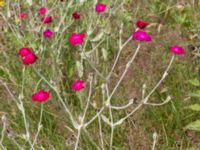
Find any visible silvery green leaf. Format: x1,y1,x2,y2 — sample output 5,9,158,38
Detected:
189,90,200,98
35,27,41,32
90,32,104,42
26,0,32,6
102,48,108,61
185,120,200,131
79,0,86,4
54,27,59,32
187,104,200,111
18,93,24,100
78,115,83,123
160,87,168,93
76,61,83,78
81,51,91,59
21,134,27,140
16,103,23,111
40,146,46,150
104,24,111,34
114,119,123,126
87,27,93,36
6,1,11,18
153,132,158,140
1,115,6,122
188,79,200,86
101,115,111,125
67,0,74,7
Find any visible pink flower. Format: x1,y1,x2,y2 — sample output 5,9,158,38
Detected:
132,31,152,42
32,89,50,103
136,20,149,29
41,16,52,24
18,12,27,19
18,47,31,57
72,11,80,20
18,47,37,65
95,3,106,13
22,53,37,65
43,29,53,38
68,33,85,45
38,7,47,15
169,45,185,55
71,80,84,91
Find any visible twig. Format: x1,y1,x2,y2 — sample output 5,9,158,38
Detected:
107,44,141,103
144,96,171,106
113,56,175,126
110,99,134,110
84,44,141,127
98,115,104,150
19,67,32,147
106,36,132,80
152,132,158,150
31,104,44,149
74,130,81,150
143,55,175,103
33,66,78,129
74,75,93,150
0,115,7,150
11,138,24,150
0,79,19,105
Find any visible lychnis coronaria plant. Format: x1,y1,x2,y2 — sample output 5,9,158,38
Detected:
0,1,185,150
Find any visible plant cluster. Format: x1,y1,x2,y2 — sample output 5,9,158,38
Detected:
0,1,187,149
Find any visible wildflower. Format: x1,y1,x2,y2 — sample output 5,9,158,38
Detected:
136,20,149,29
18,47,32,57
95,3,106,13
0,0,5,7
22,53,37,65
41,16,52,24
132,31,152,42
38,7,47,15
18,12,27,19
43,29,53,38
32,89,50,102
72,11,80,20
18,47,37,65
169,45,185,55
71,80,84,91
68,33,85,45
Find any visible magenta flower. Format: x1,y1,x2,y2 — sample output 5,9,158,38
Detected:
32,89,50,103
71,80,84,91
43,29,53,38
95,3,106,13
136,20,149,29
68,33,85,45
41,16,52,24
18,47,31,57
22,53,37,65
18,47,37,65
72,11,80,20
169,45,185,55
132,31,152,42
18,12,27,19
38,7,47,15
